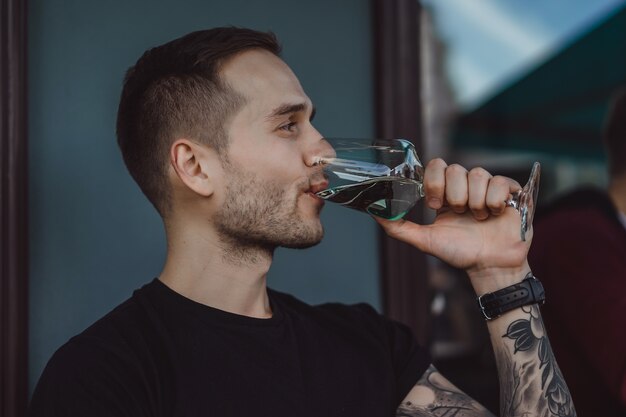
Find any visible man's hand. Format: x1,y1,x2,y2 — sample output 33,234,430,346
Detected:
375,158,531,292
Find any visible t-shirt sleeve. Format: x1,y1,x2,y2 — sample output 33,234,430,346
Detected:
353,303,431,404
29,338,152,417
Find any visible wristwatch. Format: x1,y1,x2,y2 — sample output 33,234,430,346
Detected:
477,273,545,320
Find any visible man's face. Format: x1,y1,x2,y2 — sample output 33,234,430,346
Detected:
213,49,332,250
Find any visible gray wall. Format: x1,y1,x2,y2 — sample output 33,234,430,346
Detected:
28,0,379,393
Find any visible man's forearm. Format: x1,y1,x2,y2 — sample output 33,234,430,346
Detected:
487,305,576,417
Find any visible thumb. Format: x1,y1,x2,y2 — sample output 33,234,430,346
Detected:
373,216,432,253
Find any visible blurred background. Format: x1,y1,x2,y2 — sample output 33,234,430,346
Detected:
419,0,626,411
1,0,625,415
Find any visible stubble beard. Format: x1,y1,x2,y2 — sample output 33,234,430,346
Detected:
213,161,324,264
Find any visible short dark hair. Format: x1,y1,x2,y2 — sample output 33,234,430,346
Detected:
603,86,626,178
116,27,282,216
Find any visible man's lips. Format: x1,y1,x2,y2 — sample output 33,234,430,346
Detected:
308,181,329,195
303,181,329,206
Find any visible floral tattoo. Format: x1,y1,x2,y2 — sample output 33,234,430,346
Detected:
502,305,576,416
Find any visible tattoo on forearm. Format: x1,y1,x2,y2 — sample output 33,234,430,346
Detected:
396,306,575,416
500,305,576,417
396,365,493,416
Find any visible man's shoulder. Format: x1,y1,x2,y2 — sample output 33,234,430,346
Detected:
70,284,160,351
534,187,624,236
40,284,160,377
30,281,175,417
536,187,617,224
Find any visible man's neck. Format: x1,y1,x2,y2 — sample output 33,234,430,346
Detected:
158,221,274,319
608,174,626,216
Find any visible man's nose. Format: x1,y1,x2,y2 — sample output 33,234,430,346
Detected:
303,134,336,167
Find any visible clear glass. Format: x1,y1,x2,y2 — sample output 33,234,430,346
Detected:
314,138,541,241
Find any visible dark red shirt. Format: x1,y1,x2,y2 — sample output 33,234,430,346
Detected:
529,187,626,416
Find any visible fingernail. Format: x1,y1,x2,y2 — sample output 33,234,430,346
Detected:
428,197,441,208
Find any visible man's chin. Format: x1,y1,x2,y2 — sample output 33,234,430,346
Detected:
281,238,323,250
279,227,324,250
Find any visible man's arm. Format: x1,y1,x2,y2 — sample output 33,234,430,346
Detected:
397,365,494,416
489,304,574,416
375,159,576,416
396,302,574,416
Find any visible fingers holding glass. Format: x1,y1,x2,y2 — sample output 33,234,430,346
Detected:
467,167,492,220
444,164,469,214
423,158,447,210
486,176,521,215
313,138,540,242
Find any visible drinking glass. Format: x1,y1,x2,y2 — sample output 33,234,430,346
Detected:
314,138,541,241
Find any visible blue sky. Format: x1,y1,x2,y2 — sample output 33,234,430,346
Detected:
422,0,626,109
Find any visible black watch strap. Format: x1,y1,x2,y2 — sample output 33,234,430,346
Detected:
477,273,545,320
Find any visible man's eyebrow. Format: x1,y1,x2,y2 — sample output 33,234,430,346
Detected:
266,103,316,121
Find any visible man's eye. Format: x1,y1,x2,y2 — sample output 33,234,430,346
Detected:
279,122,297,132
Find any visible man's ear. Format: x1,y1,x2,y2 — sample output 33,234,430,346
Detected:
170,139,217,197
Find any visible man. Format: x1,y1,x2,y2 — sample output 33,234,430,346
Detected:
529,88,626,416
29,28,576,417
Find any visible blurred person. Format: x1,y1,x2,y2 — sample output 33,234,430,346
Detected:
29,28,576,417
529,88,626,416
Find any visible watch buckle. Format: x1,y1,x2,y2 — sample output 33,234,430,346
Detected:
477,295,497,320
527,275,546,305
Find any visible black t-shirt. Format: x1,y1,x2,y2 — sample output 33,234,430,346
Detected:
29,279,430,417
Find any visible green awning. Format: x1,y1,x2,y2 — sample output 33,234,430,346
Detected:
452,5,626,159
